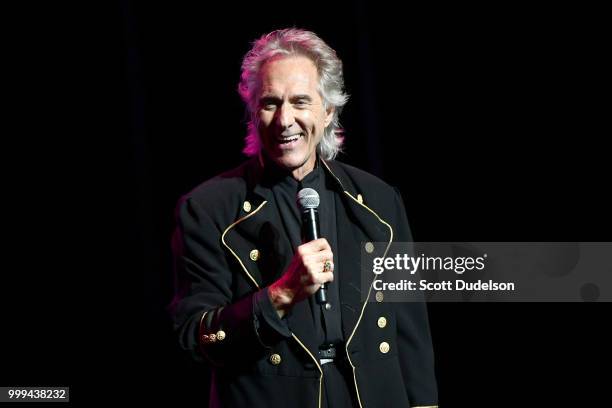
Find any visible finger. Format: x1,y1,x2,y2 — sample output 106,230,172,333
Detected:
302,252,334,273
304,250,333,265
301,238,330,253
314,271,334,284
316,238,332,251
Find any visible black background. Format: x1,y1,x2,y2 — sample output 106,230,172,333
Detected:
2,1,610,406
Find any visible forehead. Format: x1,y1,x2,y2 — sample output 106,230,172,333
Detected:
257,55,319,94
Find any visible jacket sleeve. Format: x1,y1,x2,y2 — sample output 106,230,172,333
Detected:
169,196,290,367
391,188,439,406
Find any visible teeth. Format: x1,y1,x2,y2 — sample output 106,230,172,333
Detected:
278,134,302,143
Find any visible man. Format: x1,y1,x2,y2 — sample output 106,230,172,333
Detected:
171,28,438,408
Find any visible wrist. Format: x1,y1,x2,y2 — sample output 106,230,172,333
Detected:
267,281,293,317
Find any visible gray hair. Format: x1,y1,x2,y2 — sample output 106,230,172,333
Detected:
238,28,349,160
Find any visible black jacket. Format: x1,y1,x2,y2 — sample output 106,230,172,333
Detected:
171,157,438,408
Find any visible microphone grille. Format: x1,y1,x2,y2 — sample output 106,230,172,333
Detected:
297,188,320,210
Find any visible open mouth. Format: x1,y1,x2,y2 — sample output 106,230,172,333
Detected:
276,133,304,145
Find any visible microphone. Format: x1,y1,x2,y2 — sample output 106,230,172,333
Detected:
297,188,327,305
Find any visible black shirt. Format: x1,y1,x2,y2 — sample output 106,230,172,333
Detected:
253,155,344,347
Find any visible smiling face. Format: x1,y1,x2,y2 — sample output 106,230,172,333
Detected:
255,55,334,180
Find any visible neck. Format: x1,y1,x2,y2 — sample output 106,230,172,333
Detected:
259,152,318,182
291,163,313,181
291,153,318,181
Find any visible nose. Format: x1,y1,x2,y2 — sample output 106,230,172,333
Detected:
276,102,295,129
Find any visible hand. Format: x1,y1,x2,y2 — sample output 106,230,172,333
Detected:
268,238,334,317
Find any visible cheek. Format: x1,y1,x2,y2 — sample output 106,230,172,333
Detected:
301,111,323,131
257,112,273,130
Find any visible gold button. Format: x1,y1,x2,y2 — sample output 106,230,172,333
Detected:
243,201,252,212
377,317,387,328
249,249,259,261
365,242,374,253
269,353,282,365
375,291,384,302
379,341,390,354
216,330,226,341
357,194,363,203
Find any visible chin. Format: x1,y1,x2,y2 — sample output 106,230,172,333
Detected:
275,152,309,170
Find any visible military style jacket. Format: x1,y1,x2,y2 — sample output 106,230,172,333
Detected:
171,156,438,408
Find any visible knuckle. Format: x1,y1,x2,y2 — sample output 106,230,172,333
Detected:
303,257,314,268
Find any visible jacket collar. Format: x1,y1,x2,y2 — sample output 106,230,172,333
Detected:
249,153,349,199
246,153,390,243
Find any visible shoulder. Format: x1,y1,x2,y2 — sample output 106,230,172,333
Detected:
326,160,399,199
328,160,412,240
175,159,254,226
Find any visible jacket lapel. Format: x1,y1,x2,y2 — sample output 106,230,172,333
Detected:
223,198,295,288
321,160,393,341
223,159,320,357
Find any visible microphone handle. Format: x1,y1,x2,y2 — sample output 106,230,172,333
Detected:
301,209,327,304
302,208,319,241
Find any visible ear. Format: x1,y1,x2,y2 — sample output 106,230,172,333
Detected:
324,105,335,128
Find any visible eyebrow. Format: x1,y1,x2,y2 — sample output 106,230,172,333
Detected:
259,94,313,104
259,96,281,105
291,94,313,102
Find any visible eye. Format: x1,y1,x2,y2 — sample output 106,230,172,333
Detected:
259,97,280,111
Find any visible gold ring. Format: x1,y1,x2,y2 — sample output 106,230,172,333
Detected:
323,260,332,273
